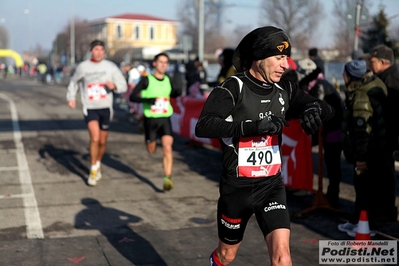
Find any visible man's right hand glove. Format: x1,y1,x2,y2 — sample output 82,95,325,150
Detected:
256,115,289,135
299,102,322,135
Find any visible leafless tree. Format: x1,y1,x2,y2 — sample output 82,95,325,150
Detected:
391,23,399,45
331,0,373,60
0,25,9,49
53,17,94,64
175,0,228,55
259,0,324,51
31,43,46,57
225,24,253,49
380,7,399,49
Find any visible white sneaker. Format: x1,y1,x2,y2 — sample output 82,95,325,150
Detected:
96,167,102,181
338,222,357,233
347,228,376,237
87,169,97,186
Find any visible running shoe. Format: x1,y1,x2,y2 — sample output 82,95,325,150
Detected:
163,176,174,191
88,169,97,186
96,167,102,181
209,250,227,266
338,222,357,233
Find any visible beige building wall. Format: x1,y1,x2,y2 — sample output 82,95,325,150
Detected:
88,17,179,58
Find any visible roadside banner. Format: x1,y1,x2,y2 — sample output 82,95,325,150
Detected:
281,119,313,191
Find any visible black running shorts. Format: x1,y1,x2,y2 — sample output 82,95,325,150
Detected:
217,174,290,245
143,117,173,143
84,108,111,130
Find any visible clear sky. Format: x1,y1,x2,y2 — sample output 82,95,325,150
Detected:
0,0,398,56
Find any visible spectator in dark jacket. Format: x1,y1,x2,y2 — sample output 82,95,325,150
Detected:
309,47,325,74
338,60,388,237
217,48,236,83
368,44,398,222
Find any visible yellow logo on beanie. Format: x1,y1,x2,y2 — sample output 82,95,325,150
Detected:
277,41,289,52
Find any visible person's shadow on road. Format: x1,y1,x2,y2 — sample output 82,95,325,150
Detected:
74,198,167,265
82,153,164,193
39,144,88,183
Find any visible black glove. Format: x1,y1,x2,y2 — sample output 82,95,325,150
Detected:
256,115,289,135
299,102,322,135
143,98,156,104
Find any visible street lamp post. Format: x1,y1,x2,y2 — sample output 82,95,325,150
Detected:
0,18,8,49
23,9,31,54
346,4,368,52
353,4,361,51
198,0,205,62
70,0,75,67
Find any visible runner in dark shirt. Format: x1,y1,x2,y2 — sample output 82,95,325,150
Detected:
195,26,334,266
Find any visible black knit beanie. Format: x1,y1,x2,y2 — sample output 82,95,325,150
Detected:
90,40,105,51
232,26,291,72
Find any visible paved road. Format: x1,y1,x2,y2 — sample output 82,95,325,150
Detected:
0,77,397,266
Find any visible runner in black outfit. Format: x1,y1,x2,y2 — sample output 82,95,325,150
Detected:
195,26,334,266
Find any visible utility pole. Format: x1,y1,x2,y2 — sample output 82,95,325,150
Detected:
198,0,204,62
70,0,75,66
353,4,361,51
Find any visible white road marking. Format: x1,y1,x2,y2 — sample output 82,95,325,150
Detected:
0,166,22,171
0,93,44,239
0,149,17,153
0,193,34,199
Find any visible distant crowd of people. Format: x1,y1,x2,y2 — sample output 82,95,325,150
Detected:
0,62,68,84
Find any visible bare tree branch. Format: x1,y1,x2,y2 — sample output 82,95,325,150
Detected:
331,0,374,60
0,26,9,49
175,0,228,55
259,0,325,50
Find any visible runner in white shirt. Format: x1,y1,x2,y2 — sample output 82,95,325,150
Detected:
67,40,127,186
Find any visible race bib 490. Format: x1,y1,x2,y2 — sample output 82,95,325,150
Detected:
237,135,281,178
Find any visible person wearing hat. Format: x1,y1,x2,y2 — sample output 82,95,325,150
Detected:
308,47,325,74
338,59,388,237
195,26,334,266
67,39,128,186
297,58,317,77
367,44,399,222
351,49,365,60
217,48,236,83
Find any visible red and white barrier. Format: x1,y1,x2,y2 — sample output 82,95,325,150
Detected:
130,96,313,191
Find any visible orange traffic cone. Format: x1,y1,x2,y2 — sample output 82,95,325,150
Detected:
355,210,371,240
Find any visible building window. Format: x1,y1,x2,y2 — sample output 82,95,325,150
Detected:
115,24,122,39
165,26,169,40
102,26,107,39
149,25,155,41
134,24,140,40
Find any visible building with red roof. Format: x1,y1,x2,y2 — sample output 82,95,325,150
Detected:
84,13,179,61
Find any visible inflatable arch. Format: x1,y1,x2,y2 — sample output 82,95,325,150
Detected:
0,49,23,68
